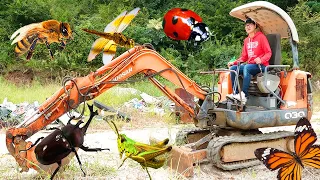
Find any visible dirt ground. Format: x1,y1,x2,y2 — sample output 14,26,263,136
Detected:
1,112,320,180
4,69,34,86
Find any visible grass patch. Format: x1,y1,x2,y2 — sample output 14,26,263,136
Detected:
0,76,176,106
0,77,178,130
49,154,117,179
0,77,60,104
94,79,179,107
313,91,320,112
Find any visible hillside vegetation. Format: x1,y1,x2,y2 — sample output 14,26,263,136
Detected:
0,0,319,85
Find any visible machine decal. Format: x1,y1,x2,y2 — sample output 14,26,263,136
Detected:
284,111,305,119
113,67,133,81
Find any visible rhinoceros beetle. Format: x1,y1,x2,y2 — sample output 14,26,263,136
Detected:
25,104,109,179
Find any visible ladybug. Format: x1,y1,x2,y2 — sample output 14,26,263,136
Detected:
162,8,210,43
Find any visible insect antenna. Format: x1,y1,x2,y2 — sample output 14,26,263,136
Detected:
110,120,120,136
105,120,120,136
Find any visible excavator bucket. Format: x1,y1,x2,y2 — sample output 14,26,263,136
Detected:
168,129,211,177
168,129,295,177
174,88,195,123
168,146,207,177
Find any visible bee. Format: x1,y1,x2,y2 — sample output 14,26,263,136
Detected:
82,7,140,65
10,20,73,60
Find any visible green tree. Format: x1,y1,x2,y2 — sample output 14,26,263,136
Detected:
286,1,320,77
2,0,311,85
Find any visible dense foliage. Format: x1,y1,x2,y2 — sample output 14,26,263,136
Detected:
0,0,319,84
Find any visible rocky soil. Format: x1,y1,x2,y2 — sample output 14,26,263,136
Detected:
1,113,320,180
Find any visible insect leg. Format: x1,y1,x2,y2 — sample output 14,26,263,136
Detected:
137,146,172,161
151,138,169,148
66,116,76,125
132,156,152,180
19,137,44,152
72,147,86,177
50,161,61,180
26,37,39,60
60,41,66,50
45,41,54,59
144,166,152,180
47,127,60,131
80,145,110,152
144,158,165,169
118,156,130,169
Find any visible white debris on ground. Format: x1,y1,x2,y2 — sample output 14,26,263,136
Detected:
112,87,141,95
0,98,85,128
0,88,176,127
0,98,39,127
57,111,85,125
123,92,175,116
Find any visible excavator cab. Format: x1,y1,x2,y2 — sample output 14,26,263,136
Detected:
226,33,285,110
225,2,299,110
220,33,284,110
196,1,313,130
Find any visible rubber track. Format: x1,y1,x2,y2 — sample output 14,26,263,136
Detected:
175,127,209,146
207,131,294,170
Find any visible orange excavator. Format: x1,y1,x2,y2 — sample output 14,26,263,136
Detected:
6,1,313,177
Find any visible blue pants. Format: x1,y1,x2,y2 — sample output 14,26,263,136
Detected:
230,64,265,97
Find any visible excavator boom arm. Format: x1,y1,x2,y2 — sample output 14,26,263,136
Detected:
6,45,207,172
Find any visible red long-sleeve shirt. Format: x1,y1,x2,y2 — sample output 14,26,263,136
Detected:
233,31,272,66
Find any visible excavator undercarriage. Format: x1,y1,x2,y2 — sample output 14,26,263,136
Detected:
168,64,312,176
169,126,295,176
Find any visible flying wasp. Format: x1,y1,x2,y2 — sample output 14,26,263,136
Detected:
10,20,73,60
82,7,140,65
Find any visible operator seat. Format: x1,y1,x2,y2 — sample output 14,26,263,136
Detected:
266,33,281,66
247,33,282,95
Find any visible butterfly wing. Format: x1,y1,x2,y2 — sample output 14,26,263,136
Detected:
255,147,295,170
293,118,320,169
300,145,320,168
254,118,319,180
294,117,317,157
255,147,302,180
277,161,302,180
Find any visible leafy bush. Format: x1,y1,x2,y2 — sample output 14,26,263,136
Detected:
286,1,320,77
2,0,318,86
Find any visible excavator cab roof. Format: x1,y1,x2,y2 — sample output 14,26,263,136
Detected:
229,1,299,43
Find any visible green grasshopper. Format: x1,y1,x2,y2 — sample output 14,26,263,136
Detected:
106,120,172,179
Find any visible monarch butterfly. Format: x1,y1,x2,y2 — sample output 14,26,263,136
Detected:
254,117,320,180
